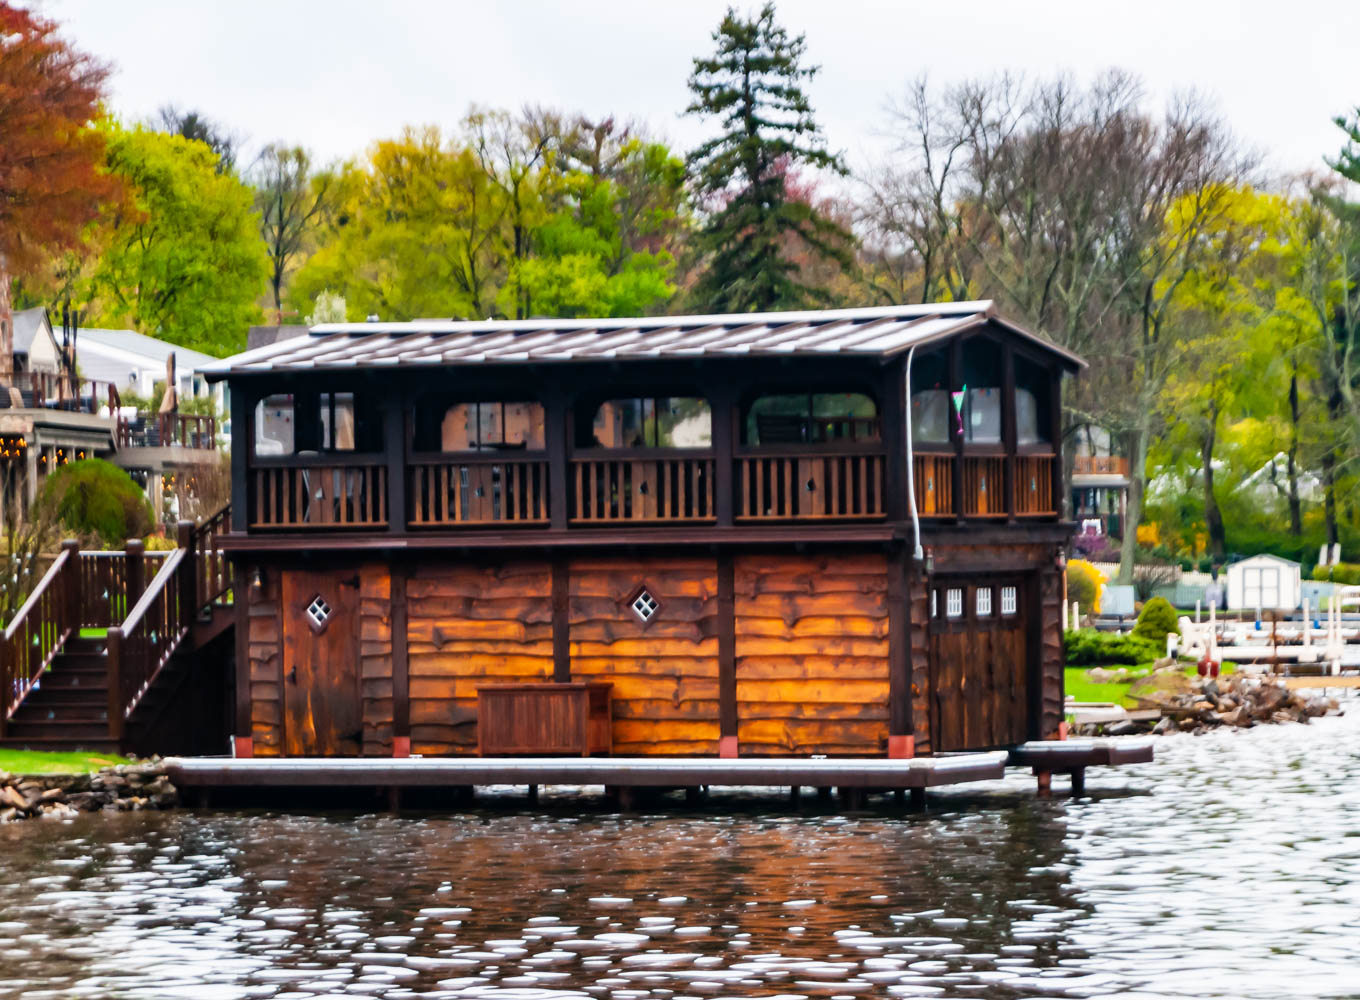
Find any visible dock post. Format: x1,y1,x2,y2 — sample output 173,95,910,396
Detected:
816,786,832,803
893,788,905,805
617,786,637,812
1070,769,1086,797
685,786,702,805
527,784,539,804
838,787,864,810
1036,770,1052,798
387,786,402,812
790,785,802,806
910,787,926,811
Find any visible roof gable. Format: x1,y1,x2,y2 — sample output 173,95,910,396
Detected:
202,302,1087,380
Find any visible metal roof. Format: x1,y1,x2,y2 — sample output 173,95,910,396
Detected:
200,301,1086,379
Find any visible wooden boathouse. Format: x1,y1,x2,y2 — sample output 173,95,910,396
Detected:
201,301,1085,763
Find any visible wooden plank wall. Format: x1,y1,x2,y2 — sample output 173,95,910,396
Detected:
568,556,720,755
245,568,283,755
734,553,890,756
406,562,554,754
1039,559,1064,737
360,568,393,755
908,569,932,755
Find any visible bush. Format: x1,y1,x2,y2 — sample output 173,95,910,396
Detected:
1132,596,1180,642
1312,562,1360,585
1063,628,1162,666
1066,559,1105,614
143,534,177,551
41,459,153,548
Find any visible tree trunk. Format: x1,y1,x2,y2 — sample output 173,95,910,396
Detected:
1201,403,1226,558
0,254,13,383
1323,445,1339,551
1287,368,1302,537
1117,414,1152,585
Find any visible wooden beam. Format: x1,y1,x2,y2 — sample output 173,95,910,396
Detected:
552,557,570,682
382,401,407,533
880,361,907,522
230,387,250,533
1001,344,1017,521
711,387,735,527
1050,370,1065,519
391,564,410,747
717,553,736,746
949,338,965,519
545,389,570,531
887,545,912,743
233,559,251,753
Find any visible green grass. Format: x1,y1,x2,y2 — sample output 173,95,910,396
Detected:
0,749,132,775
78,627,107,639
1065,661,1239,709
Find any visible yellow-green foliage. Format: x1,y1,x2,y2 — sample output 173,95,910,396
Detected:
1313,563,1360,585
1066,558,1105,613
143,534,177,551
1132,596,1180,642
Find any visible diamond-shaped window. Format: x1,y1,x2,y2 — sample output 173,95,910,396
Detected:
630,589,659,623
306,594,332,632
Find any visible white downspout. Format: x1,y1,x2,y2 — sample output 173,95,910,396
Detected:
904,346,923,561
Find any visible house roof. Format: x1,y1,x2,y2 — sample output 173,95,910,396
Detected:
201,301,1087,380
76,328,221,369
11,307,52,356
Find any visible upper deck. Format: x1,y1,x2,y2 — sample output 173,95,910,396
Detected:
203,303,1084,549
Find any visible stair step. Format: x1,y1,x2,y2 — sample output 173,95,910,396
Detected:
0,737,121,753
61,639,106,655
3,720,112,741
15,692,108,709
33,672,109,689
52,653,107,669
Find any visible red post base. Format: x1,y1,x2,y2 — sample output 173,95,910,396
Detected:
719,735,738,758
233,736,253,758
888,734,915,759
393,735,411,758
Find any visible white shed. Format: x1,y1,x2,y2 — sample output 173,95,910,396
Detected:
1226,554,1302,612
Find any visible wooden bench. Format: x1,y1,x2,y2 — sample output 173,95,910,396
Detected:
476,682,612,756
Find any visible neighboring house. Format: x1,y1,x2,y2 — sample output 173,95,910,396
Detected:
1069,426,1129,538
11,307,65,375
1226,554,1302,612
76,327,227,415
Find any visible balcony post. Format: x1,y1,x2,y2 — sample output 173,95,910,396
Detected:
949,338,965,519
711,384,736,527
230,387,249,533
177,520,196,632
545,388,569,531
125,538,146,610
382,399,407,533
880,362,907,522
1050,370,1064,519
1002,344,1017,521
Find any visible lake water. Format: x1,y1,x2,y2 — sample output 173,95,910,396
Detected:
2,704,1358,999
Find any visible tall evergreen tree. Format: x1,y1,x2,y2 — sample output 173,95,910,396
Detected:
685,3,853,312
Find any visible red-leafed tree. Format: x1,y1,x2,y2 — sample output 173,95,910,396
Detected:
0,2,117,379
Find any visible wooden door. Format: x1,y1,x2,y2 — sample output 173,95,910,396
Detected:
281,569,362,756
929,576,1031,750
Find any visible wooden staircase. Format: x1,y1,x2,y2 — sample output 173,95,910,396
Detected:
0,636,118,752
0,506,234,755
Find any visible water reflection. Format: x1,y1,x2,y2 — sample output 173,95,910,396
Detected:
1,704,1357,998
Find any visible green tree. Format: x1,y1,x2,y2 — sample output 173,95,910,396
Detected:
252,143,333,318
685,3,853,312
86,123,269,355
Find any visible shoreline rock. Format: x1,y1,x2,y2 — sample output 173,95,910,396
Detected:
1075,675,1344,738
0,761,177,823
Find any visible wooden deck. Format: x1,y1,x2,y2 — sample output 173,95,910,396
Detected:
165,753,1010,792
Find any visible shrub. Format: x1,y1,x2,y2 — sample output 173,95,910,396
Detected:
1132,596,1180,642
143,534,177,551
1066,559,1105,614
1312,562,1360,585
41,459,153,548
1063,628,1162,666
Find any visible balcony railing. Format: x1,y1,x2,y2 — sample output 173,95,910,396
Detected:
736,453,885,521
570,455,715,523
410,457,549,527
3,372,121,415
242,448,1061,530
1072,454,1129,476
116,412,217,451
250,458,387,529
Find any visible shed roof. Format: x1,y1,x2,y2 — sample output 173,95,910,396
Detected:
1228,553,1302,570
201,301,1086,380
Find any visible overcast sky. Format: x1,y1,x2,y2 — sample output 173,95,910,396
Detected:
44,0,1360,181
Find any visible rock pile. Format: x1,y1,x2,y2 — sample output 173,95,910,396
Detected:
1142,674,1340,735
0,762,177,822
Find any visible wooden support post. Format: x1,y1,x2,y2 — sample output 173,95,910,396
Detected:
382,401,408,532
685,786,702,805
717,554,736,755
881,361,907,522
527,784,539,804
552,558,570,682
910,787,927,811
125,538,146,609
391,565,410,755
949,338,965,520
838,787,864,811
790,785,802,806
106,626,124,745
1001,344,1016,521
617,786,637,812
1048,370,1064,518
176,520,195,631
894,788,906,805
60,538,79,629
233,563,252,756
387,786,402,812
711,386,735,528
545,389,570,531
1070,769,1086,797
230,389,249,533
1036,770,1052,798
816,786,832,802
888,546,912,747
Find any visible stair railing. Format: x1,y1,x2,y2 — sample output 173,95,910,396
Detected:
0,540,80,737
194,505,233,612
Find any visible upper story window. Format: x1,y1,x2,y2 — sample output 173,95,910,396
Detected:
744,392,878,446
588,397,711,448
962,340,1001,445
1016,355,1052,445
253,390,381,457
440,401,545,452
909,351,949,445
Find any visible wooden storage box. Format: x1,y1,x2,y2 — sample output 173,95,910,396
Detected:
476,682,612,756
